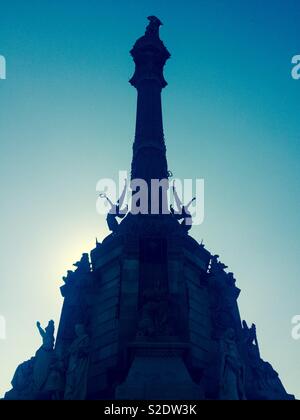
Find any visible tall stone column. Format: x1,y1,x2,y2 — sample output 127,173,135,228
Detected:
130,16,170,213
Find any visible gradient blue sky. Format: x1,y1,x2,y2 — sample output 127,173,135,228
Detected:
0,0,299,398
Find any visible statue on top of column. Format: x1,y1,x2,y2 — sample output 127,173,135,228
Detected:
145,16,162,38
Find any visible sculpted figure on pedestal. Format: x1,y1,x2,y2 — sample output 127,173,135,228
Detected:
73,253,91,274
100,180,128,233
138,289,175,338
242,320,260,358
219,328,245,400
249,356,291,400
64,324,90,400
145,16,162,37
33,320,55,392
43,348,66,400
170,181,195,232
5,357,35,400
210,254,228,277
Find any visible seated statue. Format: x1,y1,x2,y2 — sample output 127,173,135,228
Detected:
219,328,246,400
5,357,35,400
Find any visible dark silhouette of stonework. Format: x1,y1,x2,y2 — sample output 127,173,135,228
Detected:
5,17,294,400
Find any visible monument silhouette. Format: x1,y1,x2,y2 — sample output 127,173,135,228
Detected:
4,17,294,401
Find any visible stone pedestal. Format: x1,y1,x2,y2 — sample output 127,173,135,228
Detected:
116,341,202,400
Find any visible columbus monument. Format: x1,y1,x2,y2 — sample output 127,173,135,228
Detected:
5,17,294,400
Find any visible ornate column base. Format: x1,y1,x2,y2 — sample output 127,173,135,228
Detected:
116,340,203,400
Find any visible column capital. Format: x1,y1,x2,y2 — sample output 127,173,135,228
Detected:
129,16,171,89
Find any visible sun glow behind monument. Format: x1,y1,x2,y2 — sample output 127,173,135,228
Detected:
0,0,299,399
2,14,296,401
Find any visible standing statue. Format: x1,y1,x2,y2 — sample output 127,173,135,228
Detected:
242,320,260,359
145,16,162,37
64,324,90,400
33,320,55,392
137,289,175,338
170,181,196,232
226,272,236,286
219,328,245,400
100,180,128,233
43,348,66,400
